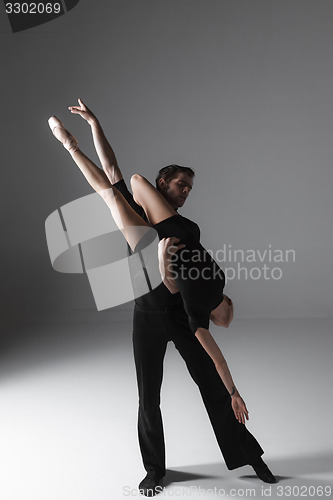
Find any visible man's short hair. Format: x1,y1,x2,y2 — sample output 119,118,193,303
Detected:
155,164,195,189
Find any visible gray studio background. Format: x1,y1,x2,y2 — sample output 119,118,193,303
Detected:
1,0,332,324
1,2,333,500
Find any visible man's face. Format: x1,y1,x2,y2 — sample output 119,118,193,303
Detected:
158,173,193,209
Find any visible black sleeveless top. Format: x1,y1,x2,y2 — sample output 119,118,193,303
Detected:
153,214,225,333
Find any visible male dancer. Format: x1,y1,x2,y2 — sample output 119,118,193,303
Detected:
68,100,277,497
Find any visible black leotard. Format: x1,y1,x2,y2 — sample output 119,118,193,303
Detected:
153,214,225,334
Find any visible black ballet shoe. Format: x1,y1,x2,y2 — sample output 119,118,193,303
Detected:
250,457,277,483
138,473,164,496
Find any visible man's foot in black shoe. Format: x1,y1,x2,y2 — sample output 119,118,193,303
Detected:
250,457,277,483
138,474,164,497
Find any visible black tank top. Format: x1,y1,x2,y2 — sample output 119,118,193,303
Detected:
153,214,225,333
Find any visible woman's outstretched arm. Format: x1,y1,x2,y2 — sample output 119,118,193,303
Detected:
68,99,123,184
195,328,249,424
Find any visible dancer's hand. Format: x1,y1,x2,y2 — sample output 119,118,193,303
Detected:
158,237,185,261
68,98,97,125
231,395,249,424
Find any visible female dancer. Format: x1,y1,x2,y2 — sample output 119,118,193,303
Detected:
47,114,246,416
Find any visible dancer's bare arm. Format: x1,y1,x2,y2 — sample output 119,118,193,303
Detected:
195,328,249,424
68,99,123,184
158,237,185,294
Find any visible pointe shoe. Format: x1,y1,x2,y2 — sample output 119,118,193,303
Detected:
48,116,79,153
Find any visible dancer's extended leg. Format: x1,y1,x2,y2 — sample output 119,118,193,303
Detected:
130,174,177,225
48,117,150,251
71,152,150,251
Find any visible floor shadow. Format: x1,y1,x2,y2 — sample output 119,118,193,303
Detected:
163,468,219,487
163,453,333,491
240,473,290,482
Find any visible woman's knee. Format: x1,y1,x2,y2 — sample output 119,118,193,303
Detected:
130,174,144,186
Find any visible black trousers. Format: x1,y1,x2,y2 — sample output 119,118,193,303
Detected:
132,303,264,478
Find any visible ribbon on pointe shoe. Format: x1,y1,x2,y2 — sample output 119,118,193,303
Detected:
48,116,79,153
